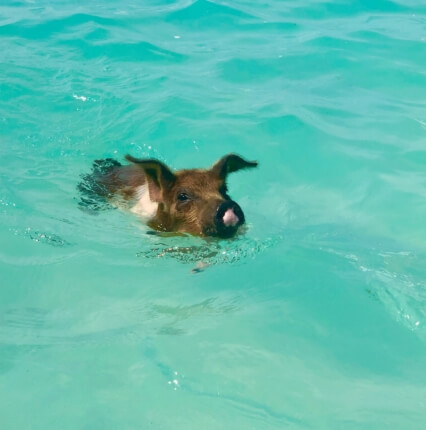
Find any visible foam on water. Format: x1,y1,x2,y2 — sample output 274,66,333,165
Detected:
1,0,426,429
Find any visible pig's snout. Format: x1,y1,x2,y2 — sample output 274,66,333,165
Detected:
223,208,239,227
214,200,245,237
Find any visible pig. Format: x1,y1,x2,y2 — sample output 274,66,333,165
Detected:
78,154,258,239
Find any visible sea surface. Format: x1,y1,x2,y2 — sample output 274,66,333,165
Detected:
1,0,426,428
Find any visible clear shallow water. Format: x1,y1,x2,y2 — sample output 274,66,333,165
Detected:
1,0,426,428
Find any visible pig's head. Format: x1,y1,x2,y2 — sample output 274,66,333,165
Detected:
125,154,258,238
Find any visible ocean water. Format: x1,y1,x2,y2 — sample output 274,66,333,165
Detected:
1,0,426,428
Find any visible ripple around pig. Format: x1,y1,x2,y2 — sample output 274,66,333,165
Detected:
137,235,281,266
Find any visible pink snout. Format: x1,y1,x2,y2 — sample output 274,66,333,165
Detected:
212,200,245,237
222,208,239,227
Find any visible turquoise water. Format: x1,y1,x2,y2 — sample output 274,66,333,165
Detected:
1,0,426,428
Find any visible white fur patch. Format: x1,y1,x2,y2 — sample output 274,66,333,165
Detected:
130,184,158,218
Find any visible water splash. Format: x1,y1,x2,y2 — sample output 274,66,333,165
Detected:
136,235,281,267
11,227,73,247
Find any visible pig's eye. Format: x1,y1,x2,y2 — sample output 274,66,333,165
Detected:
177,193,189,202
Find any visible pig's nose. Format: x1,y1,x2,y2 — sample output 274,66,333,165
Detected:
223,208,239,227
215,201,245,230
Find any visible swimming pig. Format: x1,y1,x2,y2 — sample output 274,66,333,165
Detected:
78,154,258,238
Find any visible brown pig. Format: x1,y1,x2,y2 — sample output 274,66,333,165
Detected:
78,154,258,238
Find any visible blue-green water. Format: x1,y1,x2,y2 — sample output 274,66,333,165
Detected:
1,0,426,428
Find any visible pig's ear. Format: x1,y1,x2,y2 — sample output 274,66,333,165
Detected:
212,154,258,179
125,155,175,202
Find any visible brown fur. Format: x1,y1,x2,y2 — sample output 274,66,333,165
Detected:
94,154,258,238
